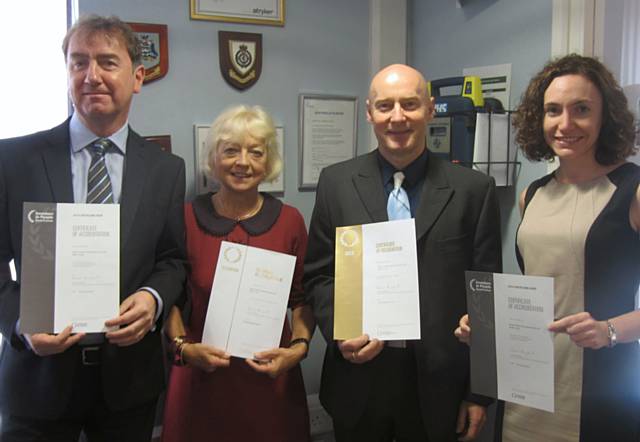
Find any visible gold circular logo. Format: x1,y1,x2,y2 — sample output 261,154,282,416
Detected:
223,246,242,263
339,229,359,248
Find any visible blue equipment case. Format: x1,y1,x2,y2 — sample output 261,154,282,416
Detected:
427,76,484,166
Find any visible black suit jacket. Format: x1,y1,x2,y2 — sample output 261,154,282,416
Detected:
303,150,502,441
0,120,187,418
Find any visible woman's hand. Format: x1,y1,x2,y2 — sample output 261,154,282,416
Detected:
182,343,231,372
454,314,471,345
548,312,609,349
245,345,306,378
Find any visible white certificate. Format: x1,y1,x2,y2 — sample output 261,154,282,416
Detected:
202,241,296,359
54,204,120,333
466,271,554,412
494,273,554,412
334,219,421,341
20,203,119,334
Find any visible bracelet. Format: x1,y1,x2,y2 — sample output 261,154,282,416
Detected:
289,337,310,358
178,342,190,366
606,320,618,348
172,335,190,366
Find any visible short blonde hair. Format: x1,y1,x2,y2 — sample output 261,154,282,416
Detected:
204,105,282,182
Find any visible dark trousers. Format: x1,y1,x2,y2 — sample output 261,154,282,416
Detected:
0,351,157,442
333,346,428,442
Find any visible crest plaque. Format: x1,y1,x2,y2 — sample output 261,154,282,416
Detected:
219,31,262,91
127,22,169,84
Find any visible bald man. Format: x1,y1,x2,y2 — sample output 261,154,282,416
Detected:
304,64,502,441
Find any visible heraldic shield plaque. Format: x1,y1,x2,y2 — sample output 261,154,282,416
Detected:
127,22,169,84
219,31,262,91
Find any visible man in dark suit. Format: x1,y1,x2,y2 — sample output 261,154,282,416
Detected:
0,15,187,441
304,64,502,442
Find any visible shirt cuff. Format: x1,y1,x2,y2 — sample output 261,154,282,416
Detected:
16,319,34,351
140,287,163,330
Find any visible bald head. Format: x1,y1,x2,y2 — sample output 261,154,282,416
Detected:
369,64,429,102
366,64,434,169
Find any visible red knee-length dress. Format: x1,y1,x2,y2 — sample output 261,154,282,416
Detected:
162,193,310,442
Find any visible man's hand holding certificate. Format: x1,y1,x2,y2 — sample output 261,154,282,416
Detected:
20,202,120,335
334,218,421,341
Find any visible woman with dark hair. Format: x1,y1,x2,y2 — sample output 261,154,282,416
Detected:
456,54,640,441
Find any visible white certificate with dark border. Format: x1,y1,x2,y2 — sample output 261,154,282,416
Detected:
466,271,554,412
202,241,296,359
20,203,120,334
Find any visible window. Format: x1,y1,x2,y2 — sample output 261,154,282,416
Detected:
0,3,69,139
0,1,70,345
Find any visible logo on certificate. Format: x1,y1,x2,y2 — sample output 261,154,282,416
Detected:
468,277,493,293
219,31,262,90
339,229,359,248
27,209,54,224
223,246,243,263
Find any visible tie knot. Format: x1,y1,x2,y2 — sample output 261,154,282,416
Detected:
90,138,113,157
393,171,405,190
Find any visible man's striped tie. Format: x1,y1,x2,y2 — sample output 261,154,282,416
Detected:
87,138,114,204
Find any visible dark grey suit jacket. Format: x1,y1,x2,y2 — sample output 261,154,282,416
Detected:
304,150,502,441
0,119,187,418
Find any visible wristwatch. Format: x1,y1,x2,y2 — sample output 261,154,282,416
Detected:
289,337,310,358
606,320,618,348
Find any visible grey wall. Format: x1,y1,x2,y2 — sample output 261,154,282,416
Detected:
408,1,552,440
409,0,552,274
78,0,373,396
601,0,625,81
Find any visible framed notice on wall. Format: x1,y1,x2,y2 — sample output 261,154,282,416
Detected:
259,127,285,194
190,0,285,26
194,124,211,195
298,94,358,190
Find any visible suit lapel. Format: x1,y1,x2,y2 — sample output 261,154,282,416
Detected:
41,121,74,203
415,152,453,241
352,151,388,223
119,130,147,246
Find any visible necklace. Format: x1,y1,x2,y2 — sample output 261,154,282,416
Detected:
213,193,264,221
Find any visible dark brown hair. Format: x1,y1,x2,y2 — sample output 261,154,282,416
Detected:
62,15,142,66
513,54,637,165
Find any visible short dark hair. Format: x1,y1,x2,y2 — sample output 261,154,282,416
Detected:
513,54,637,165
62,14,142,66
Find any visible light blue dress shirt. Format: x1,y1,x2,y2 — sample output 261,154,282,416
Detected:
69,113,127,204
69,113,163,323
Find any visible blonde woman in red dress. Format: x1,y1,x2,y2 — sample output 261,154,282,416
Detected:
162,105,314,442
